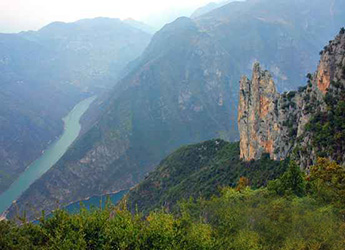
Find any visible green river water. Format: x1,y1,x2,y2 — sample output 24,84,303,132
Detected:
0,96,96,215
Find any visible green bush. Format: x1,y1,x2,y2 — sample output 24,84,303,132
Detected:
305,81,345,163
268,161,306,197
2,165,345,250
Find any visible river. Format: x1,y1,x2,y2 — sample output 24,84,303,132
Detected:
63,190,128,214
0,96,96,215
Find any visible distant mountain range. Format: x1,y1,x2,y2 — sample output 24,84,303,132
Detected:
191,0,243,18
123,19,156,34
7,0,345,221
0,17,152,194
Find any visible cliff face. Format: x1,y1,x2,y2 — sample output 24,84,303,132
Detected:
238,63,280,160
238,30,345,167
238,63,302,161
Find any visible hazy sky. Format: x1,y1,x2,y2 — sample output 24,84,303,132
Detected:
0,0,218,33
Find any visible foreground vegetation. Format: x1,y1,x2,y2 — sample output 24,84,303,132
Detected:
1,159,345,249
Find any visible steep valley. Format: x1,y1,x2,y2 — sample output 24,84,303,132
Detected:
0,96,96,215
0,18,152,194
6,0,345,221
2,1,345,248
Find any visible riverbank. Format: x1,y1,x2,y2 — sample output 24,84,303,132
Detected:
0,96,96,216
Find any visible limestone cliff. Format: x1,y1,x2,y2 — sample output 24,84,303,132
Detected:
238,63,280,161
238,63,301,162
238,29,345,167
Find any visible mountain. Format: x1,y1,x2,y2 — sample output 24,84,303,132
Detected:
20,17,152,91
0,33,84,193
6,17,238,220
142,7,197,31
191,2,223,18
123,18,156,34
190,0,242,18
2,33,345,250
195,0,345,91
0,18,151,194
238,28,345,168
6,0,345,220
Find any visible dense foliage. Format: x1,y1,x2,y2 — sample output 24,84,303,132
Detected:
268,161,306,197
125,140,289,214
1,158,345,249
306,80,345,163
307,158,345,210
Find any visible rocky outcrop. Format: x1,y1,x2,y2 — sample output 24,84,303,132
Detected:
238,63,280,160
238,63,302,161
239,30,345,167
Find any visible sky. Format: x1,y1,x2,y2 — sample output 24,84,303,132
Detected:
0,0,218,33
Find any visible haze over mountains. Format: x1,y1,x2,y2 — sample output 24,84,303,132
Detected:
191,0,243,18
5,0,345,220
0,17,152,194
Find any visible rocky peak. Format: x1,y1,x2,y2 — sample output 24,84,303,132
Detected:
238,63,280,161
238,29,345,167
317,30,345,93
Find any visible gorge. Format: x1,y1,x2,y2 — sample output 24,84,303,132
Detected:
0,96,96,217
5,0,345,221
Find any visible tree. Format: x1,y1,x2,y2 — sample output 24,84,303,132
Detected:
268,161,306,197
235,177,250,191
340,27,345,35
307,158,345,208
306,73,313,80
